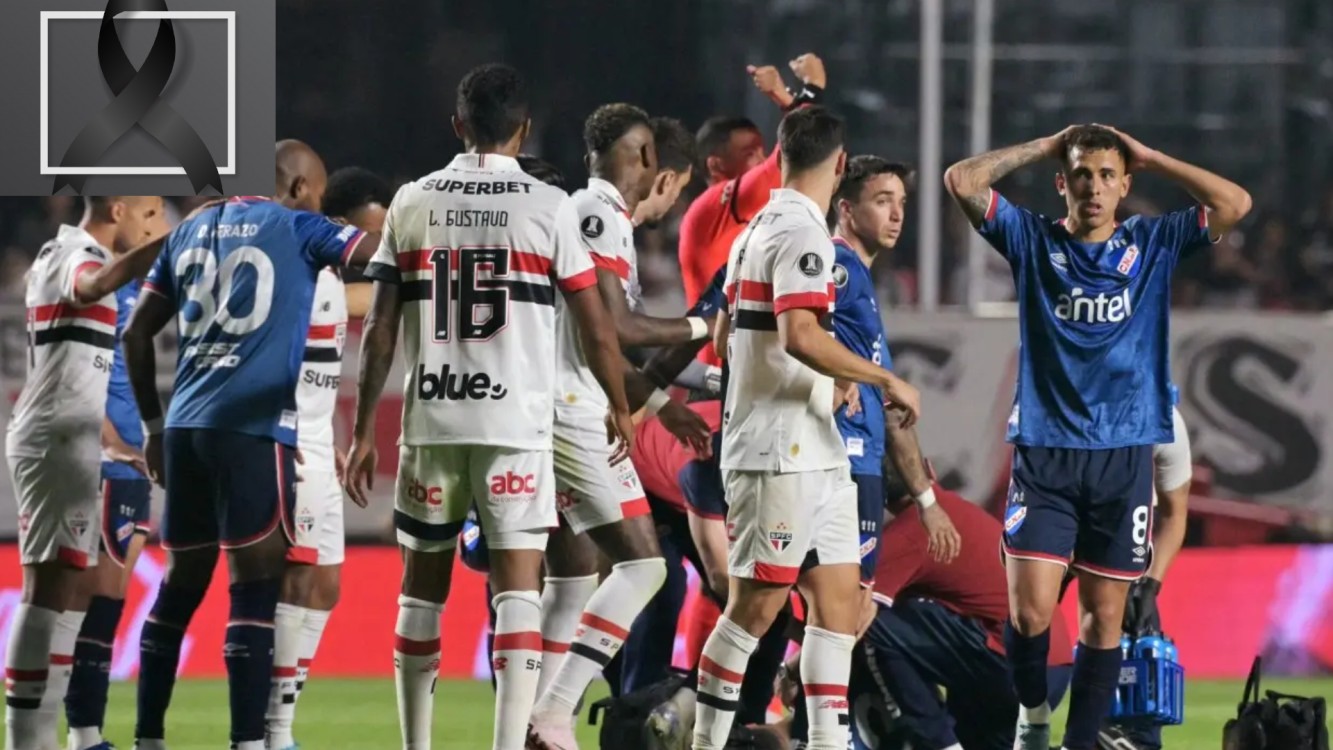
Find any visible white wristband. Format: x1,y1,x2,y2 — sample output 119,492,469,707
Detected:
142,417,165,436
703,365,723,395
913,486,937,510
643,389,672,417
686,316,709,341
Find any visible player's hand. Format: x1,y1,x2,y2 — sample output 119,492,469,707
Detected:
788,52,826,89
334,447,347,485
143,434,165,487
835,380,861,417
343,437,377,508
855,587,877,639
1092,124,1159,172
293,447,306,483
658,400,713,459
105,441,149,478
605,408,635,466
881,373,921,428
919,502,962,563
746,64,794,109
1123,576,1163,636
1038,125,1081,160
775,653,802,710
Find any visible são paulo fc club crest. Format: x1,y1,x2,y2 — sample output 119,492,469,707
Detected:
296,507,315,535
832,263,849,288
769,523,793,552
581,215,604,238
798,252,824,277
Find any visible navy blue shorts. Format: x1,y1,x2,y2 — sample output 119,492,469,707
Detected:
161,428,297,551
678,432,726,520
99,475,151,565
854,473,884,584
1004,444,1154,580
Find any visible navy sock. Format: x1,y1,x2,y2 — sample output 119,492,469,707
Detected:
66,596,124,730
136,583,208,740
225,578,280,744
1005,622,1052,710
1062,643,1123,750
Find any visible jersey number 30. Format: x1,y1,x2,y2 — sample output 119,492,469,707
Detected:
175,247,274,337
429,246,509,342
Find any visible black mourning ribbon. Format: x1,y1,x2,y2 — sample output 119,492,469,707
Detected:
53,0,221,195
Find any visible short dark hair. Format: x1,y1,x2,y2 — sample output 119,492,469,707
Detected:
583,103,651,155
651,117,696,174
1061,125,1130,169
695,115,759,158
322,167,393,221
516,154,565,190
829,156,913,226
456,63,529,148
778,106,845,173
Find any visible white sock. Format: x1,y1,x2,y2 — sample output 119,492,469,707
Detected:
42,608,84,734
5,604,59,750
295,606,331,701
394,595,443,750
231,741,265,750
691,615,759,750
943,745,963,750
1021,700,1052,724
69,724,103,750
533,558,666,724
490,591,543,750
801,626,856,750
535,574,598,701
265,602,304,749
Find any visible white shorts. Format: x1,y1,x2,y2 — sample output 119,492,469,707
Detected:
553,410,650,535
290,456,345,566
1153,406,1192,495
723,466,858,584
7,445,101,569
395,444,555,553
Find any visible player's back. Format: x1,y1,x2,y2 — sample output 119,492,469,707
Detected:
365,153,594,450
7,226,117,456
146,198,364,447
720,189,842,474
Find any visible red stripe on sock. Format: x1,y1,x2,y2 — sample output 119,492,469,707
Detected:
580,612,630,641
49,654,73,666
493,631,543,652
699,656,744,684
272,666,298,677
5,668,47,681
297,658,313,667
804,683,847,697
542,640,570,654
394,634,440,655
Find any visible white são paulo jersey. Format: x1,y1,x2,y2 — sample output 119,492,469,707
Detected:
721,189,844,473
362,153,599,449
555,178,636,410
5,225,118,458
295,268,347,452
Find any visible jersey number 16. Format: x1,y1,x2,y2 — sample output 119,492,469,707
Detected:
428,246,510,343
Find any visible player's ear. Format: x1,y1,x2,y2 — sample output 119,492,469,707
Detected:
450,115,465,142
288,175,307,205
517,117,532,147
1054,171,1066,197
109,200,126,224
1121,172,1133,197
583,152,593,172
835,150,848,178
653,170,671,197
705,154,723,180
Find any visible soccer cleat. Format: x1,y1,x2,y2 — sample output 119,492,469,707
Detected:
644,691,696,750
133,741,166,750
526,720,579,750
79,744,117,750
1097,727,1145,750
1014,719,1050,750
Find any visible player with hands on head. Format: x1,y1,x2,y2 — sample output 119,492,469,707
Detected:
944,123,1250,750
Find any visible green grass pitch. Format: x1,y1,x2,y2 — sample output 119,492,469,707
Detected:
93,677,1333,748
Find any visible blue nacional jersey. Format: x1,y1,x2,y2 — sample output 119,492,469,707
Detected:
977,191,1214,449
831,238,889,476
103,279,145,480
694,265,730,411
144,197,365,447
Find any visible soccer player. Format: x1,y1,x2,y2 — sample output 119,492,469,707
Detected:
695,116,765,187
844,462,1074,750
943,124,1251,750
123,141,379,750
632,117,697,229
529,102,716,750
692,106,920,750
4,196,167,750
340,64,632,750
326,168,393,320
828,155,960,588
677,54,825,308
264,166,395,750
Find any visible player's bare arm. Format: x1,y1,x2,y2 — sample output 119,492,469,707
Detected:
121,289,175,485
747,52,827,111
595,269,715,347
776,306,921,426
1099,125,1253,238
341,230,384,269
943,127,1073,225
562,283,635,461
101,415,147,476
1147,481,1189,584
712,308,730,361
885,418,961,562
71,233,167,305
622,366,712,456
344,280,401,507
641,338,711,388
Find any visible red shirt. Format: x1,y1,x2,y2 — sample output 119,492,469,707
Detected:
873,486,1074,665
631,400,722,513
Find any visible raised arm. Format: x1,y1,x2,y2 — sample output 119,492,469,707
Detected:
595,269,713,347
71,234,167,305
943,128,1070,225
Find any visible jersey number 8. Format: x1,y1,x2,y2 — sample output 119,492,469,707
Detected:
428,246,510,343
175,246,275,338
